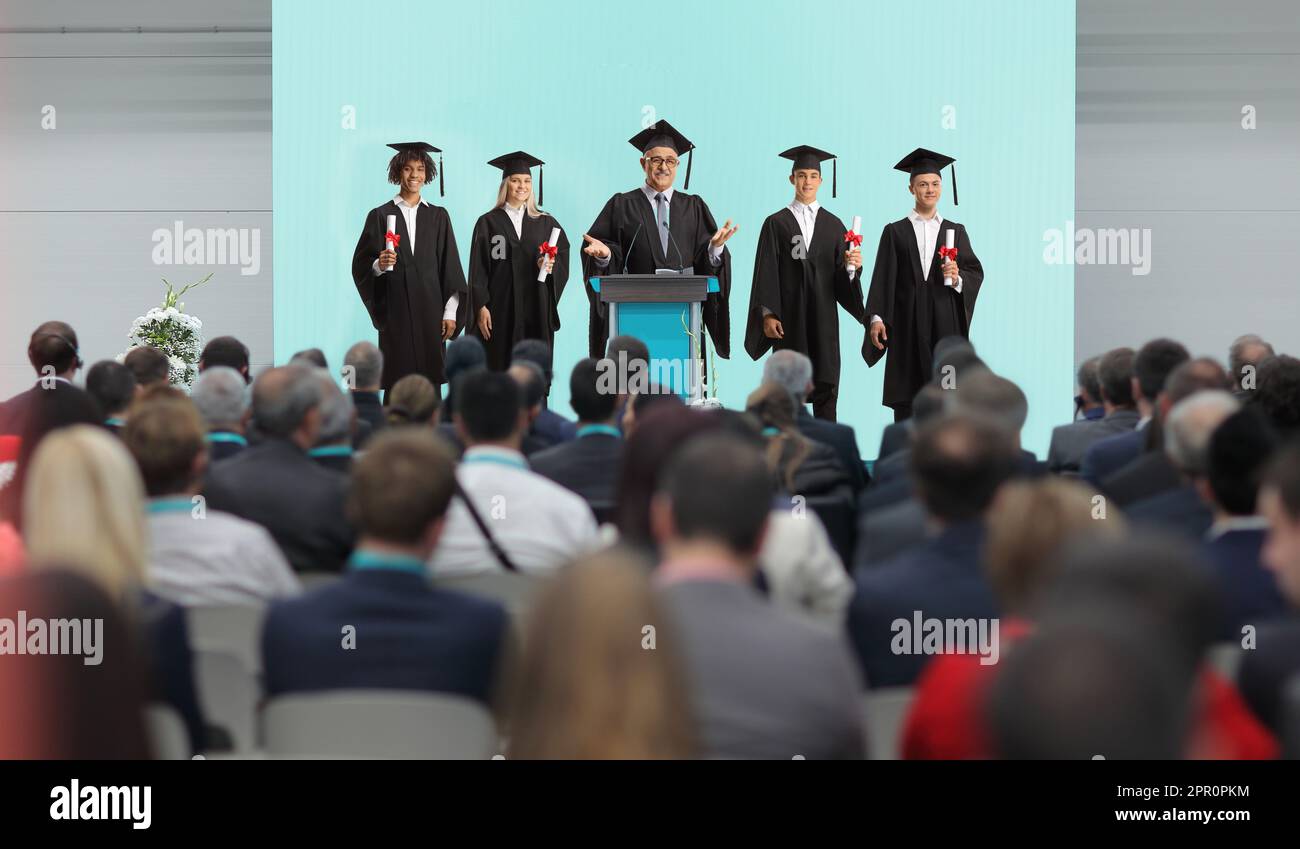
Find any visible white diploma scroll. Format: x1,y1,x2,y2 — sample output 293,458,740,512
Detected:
384,214,398,273
537,227,561,282
943,229,956,287
846,216,862,281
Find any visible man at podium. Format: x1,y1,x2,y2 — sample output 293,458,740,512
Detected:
579,119,738,361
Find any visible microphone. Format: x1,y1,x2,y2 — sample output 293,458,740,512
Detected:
662,202,692,273
622,216,643,276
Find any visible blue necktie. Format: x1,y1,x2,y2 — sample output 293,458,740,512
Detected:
655,192,670,257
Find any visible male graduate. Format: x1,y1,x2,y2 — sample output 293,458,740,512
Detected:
579,120,739,360
744,146,865,421
351,141,468,393
862,149,983,421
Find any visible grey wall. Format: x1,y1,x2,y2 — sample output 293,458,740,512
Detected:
0,0,270,399
1076,0,1300,369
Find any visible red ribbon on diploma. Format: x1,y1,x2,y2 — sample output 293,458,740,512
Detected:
385,232,401,248
939,245,959,262
843,231,863,248
538,242,558,259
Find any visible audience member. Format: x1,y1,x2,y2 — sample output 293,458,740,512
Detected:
199,335,251,383
846,414,1017,687
122,392,299,606
344,340,386,444
262,429,510,707
654,433,865,758
1046,346,1138,473
1080,338,1189,484
85,360,136,434
430,370,596,575
1196,406,1285,639
191,366,250,461
1238,443,1300,734
763,350,866,493
1126,390,1238,540
508,547,694,759
204,365,356,573
512,339,577,444
529,357,623,516
23,425,206,753
124,346,171,390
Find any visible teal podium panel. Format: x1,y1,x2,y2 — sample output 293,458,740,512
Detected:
589,275,719,400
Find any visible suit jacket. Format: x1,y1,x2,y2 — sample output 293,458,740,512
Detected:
206,431,247,463
528,431,622,511
797,408,866,493
1046,409,1140,473
876,420,912,463
661,578,865,759
853,497,928,569
846,520,999,688
1236,619,1300,734
1101,449,1182,507
859,449,1043,517
1124,484,1213,542
204,438,356,573
1080,426,1146,486
262,567,509,706
534,408,577,446
350,391,386,446
1202,526,1288,641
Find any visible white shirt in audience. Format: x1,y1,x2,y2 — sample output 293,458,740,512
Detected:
146,498,301,606
429,445,599,576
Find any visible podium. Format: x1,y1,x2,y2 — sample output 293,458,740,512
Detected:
589,274,720,402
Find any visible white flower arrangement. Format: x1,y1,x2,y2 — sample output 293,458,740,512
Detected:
120,274,213,389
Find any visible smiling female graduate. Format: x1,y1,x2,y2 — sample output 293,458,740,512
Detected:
462,152,570,371
350,141,468,393
744,145,865,422
862,148,983,422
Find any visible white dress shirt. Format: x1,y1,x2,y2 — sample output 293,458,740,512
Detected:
593,183,724,268
428,445,599,576
372,194,459,321
146,503,301,606
869,208,962,326
501,201,525,238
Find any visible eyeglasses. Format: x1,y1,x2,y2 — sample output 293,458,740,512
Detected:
646,156,679,169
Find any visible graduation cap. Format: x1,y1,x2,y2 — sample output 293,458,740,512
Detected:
628,119,695,190
487,151,546,206
780,145,837,198
894,147,957,205
388,141,444,196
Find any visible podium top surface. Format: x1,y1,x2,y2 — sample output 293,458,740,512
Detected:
589,275,720,303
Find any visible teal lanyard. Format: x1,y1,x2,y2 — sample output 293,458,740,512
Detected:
104,417,126,428
147,498,195,515
309,445,353,458
207,432,248,446
463,451,528,471
349,550,428,576
576,424,621,439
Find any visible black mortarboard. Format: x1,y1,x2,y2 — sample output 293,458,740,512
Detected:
628,119,695,190
487,151,546,206
894,147,957,205
780,145,837,198
388,141,444,196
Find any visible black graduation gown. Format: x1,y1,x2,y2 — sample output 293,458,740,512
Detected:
861,217,983,410
463,208,570,371
744,206,865,390
579,188,731,359
351,200,468,389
